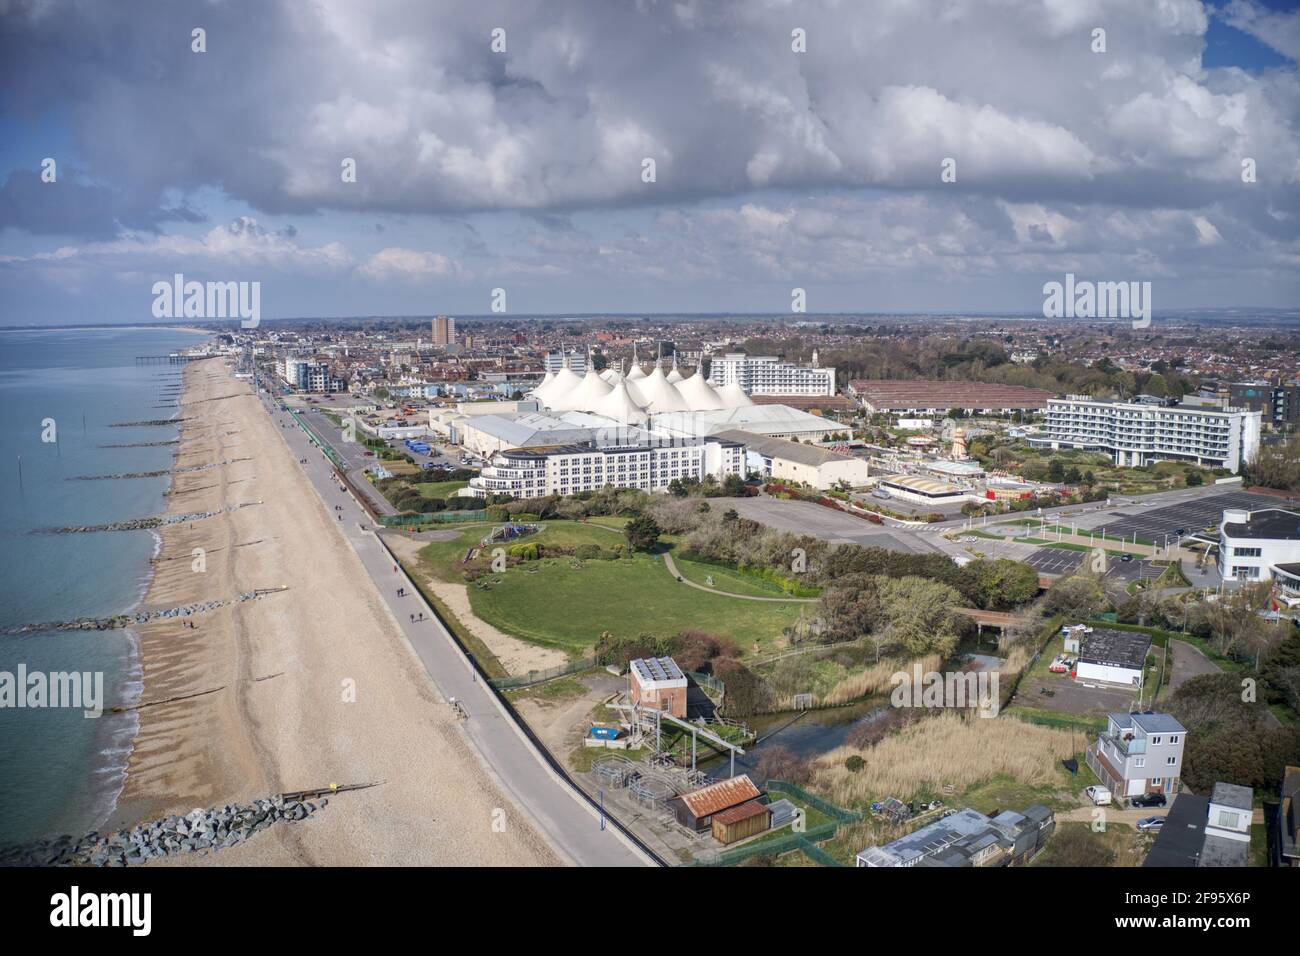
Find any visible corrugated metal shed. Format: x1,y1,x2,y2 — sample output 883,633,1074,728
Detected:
680,775,762,818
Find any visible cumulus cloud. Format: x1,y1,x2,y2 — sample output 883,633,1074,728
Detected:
0,0,1296,315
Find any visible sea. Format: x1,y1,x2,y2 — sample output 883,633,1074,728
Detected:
0,326,211,845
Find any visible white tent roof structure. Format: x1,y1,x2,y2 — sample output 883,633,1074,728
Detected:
530,369,555,400
637,366,690,413
568,367,613,410
676,371,725,411
665,355,684,384
540,366,584,410
625,345,647,381
595,380,650,426
717,381,755,408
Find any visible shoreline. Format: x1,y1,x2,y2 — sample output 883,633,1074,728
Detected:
108,360,559,865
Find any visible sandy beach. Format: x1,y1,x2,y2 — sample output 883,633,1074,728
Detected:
111,360,558,866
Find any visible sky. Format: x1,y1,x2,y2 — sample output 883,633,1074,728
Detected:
0,0,1298,325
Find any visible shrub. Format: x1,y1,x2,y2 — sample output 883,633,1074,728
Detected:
844,755,865,774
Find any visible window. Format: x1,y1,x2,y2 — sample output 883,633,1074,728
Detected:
1150,777,1162,786
1233,547,1262,557
1166,756,1177,766
1169,735,1179,745
1134,757,1145,768
1216,810,1241,829
1151,736,1161,745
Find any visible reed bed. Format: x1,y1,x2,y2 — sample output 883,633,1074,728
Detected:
816,711,1075,807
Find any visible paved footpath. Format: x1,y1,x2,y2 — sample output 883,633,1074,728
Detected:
261,393,653,867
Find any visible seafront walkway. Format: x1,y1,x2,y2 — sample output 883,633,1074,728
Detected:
260,392,653,867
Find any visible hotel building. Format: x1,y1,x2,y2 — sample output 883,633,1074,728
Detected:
466,437,745,498
1034,396,1261,473
707,352,835,397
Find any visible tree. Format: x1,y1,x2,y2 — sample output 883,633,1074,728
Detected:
1184,469,1203,487
966,558,1040,610
819,574,883,648
1048,459,1065,483
623,514,661,552
878,576,964,658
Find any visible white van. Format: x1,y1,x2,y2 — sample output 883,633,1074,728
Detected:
1085,785,1112,806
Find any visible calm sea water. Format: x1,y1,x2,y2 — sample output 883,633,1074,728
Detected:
0,326,210,844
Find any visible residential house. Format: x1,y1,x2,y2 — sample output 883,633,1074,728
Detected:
1086,712,1186,801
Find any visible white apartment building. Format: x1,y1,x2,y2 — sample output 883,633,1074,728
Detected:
466,438,744,498
1217,507,1300,589
1035,396,1261,473
544,350,587,375
707,352,835,397
281,357,345,393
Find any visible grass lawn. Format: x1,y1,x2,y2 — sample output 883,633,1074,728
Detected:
413,479,469,498
672,554,820,598
472,551,804,654
415,520,805,656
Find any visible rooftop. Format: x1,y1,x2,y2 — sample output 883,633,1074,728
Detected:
1081,629,1152,670
1222,508,1300,542
677,775,762,819
1210,782,1253,811
630,656,685,685
1109,712,1186,736
711,429,857,467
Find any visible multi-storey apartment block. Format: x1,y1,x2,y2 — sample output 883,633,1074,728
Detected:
282,357,345,393
545,350,587,375
466,437,744,498
707,352,835,397
1086,712,1186,801
1034,395,1261,472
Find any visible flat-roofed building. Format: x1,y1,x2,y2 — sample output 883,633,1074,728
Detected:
1217,507,1300,585
628,656,688,717
1034,395,1261,473
712,429,870,490
1087,711,1186,801
466,437,745,498
848,380,1052,415
708,352,836,397
1076,628,1151,687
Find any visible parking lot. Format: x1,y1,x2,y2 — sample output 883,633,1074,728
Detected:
728,496,942,554
1022,546,1163,584
1100,490,1291,544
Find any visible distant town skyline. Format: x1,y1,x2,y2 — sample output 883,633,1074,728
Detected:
2,0,1299,324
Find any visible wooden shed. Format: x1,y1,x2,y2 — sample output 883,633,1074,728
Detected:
670,774,763,832
711,799,772,845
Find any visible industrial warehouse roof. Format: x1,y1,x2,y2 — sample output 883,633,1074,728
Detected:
1081,629,1152,669
678,775,762,818
848,380,1053,410
710,429,858,467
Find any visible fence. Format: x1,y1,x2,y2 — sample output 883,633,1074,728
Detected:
686,671,725,697
488,655,597,690
378,511,490,527
691,779,860,867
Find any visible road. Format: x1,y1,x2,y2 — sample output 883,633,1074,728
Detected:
257,389,654,867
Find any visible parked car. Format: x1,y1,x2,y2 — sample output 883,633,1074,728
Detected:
1130,793,1167,808
1119,554,1134,562
871,489,891,499
1136,816,1164,832
363,451,375,457
1085,785,1112,806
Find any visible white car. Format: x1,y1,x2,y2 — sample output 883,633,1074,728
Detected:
1085,785,1112,806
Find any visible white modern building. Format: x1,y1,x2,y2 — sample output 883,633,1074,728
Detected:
544,350,587,375
466,437,745,498
1087,712,1187,800
1034,396,1261,473
1217,507,1300,586
281,357,345,393
707,352,836,397
1075,628,1151,688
